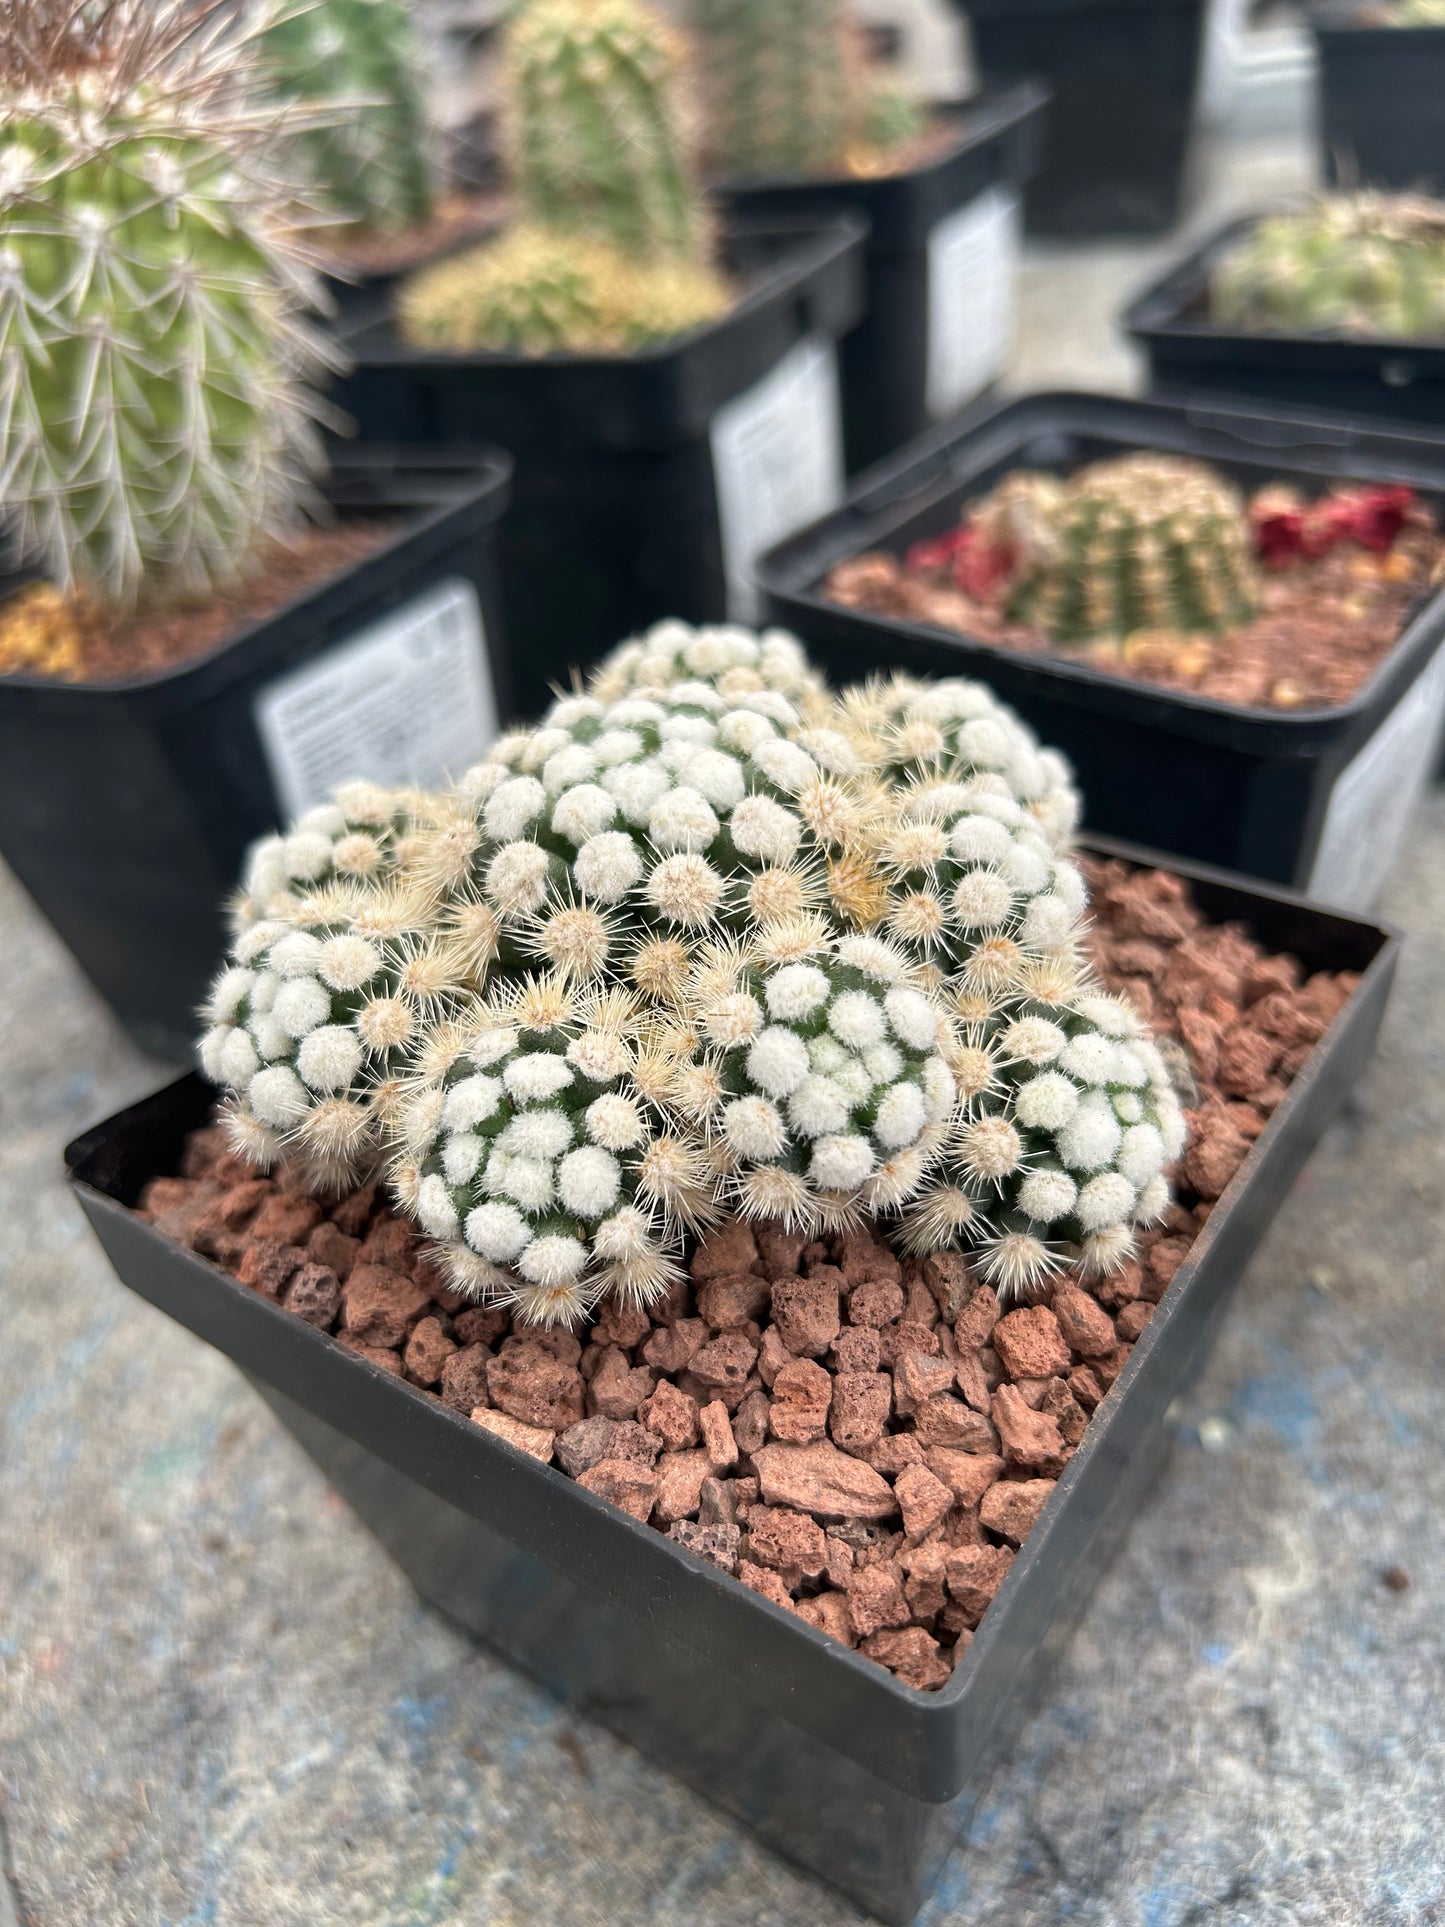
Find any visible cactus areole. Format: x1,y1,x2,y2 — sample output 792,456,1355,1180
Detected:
0,0,334,614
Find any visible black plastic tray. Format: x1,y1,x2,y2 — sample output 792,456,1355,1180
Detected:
0,450,512,1062
962,0,1209,236
1311,4,1445,194
716,85,1047,474
759,391,1445,899
66,847,1397,1925
1125,212,1445,426
332,219,866,715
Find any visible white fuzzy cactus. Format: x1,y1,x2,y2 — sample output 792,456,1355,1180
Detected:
0,0,336,612
198,621,1189,1320
396,976,683,1325
689,931,957,1231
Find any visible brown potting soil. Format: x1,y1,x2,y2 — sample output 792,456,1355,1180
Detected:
0,523,395,685
824,524,1445,712
137,865,1360,1693
324,193,506,280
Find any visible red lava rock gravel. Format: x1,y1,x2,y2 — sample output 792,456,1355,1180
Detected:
137,867,1359,1693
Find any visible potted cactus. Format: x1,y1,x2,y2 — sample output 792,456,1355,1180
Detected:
955,0,1212,237
257,0,501,315
1310,0,1445,197
1125,193,1445,424
696,2,1048,471
69,621,1397,1922
0,0,512,1058
758,391,1445,906
334,0,866,711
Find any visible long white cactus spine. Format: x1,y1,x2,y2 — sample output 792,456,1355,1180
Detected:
0,0,338,611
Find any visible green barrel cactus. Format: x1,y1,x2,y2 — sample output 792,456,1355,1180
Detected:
690,0,857,179
507,0,706,262
261,0,437,236
396,0,727,356
966,456,1259,648
200,623,1185,1321
0,0,334,613
1212,194,1445,342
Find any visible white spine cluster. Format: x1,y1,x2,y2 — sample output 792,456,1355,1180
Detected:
402,980,680,1325
197,622,1189,1321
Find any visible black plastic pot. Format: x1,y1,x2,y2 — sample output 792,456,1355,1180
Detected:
961,0,1209,236
66,847,1397,1926
1311,3,1445,194
0,451,511,1064
1125,212,1445,426
715,85,1047,474
759,392,1445,905
332,219,866,717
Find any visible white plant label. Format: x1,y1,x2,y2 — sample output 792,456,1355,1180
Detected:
255,577,497,821
1307,641,1445,912
710,334,845,623
925,185,1022,420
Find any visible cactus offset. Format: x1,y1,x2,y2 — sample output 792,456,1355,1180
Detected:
1212,194,1445,341
964,456,1258,648
201,624,1183,1322
261,0,436,236
0,0,334,614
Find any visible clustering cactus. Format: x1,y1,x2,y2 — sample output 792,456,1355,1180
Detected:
1212,195,1445,341
200,622,1184,1324
962,456,1259,648
688,0,924,181
0,0,335,613
398,0,727,357
260,0,436,236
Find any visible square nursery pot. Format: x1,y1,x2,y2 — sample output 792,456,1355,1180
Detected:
66,847,1397,1927
1125,211,1445,426
758,391,1445,909
1310,2,1445,195
330,218,866,718
715,84,1048,475
0,450,511,1064
960,0,1211,236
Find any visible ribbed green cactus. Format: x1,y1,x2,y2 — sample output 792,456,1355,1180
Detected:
507,0,706,262
396,0,726,356
261,0,436,235
200,624,1184,1324
968,456,1258,648
1212,195,1445,341
0,0,333,613
690,0,855,179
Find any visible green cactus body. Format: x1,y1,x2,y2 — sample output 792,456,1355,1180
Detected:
262,0,436,235
397,224,727,356
201,624,1185,1321
0,1,332,612
1212,196,1445,341
506,0,705,262
970,457,1258,648
690,0,856,180
1395,0,1445,23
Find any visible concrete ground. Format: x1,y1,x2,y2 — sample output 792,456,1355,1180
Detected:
3,121,1443,1927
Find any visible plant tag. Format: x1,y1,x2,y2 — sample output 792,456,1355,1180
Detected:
255,577,497,820
1308,640,1445,911
926,185,1022,420
711,334,845,624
